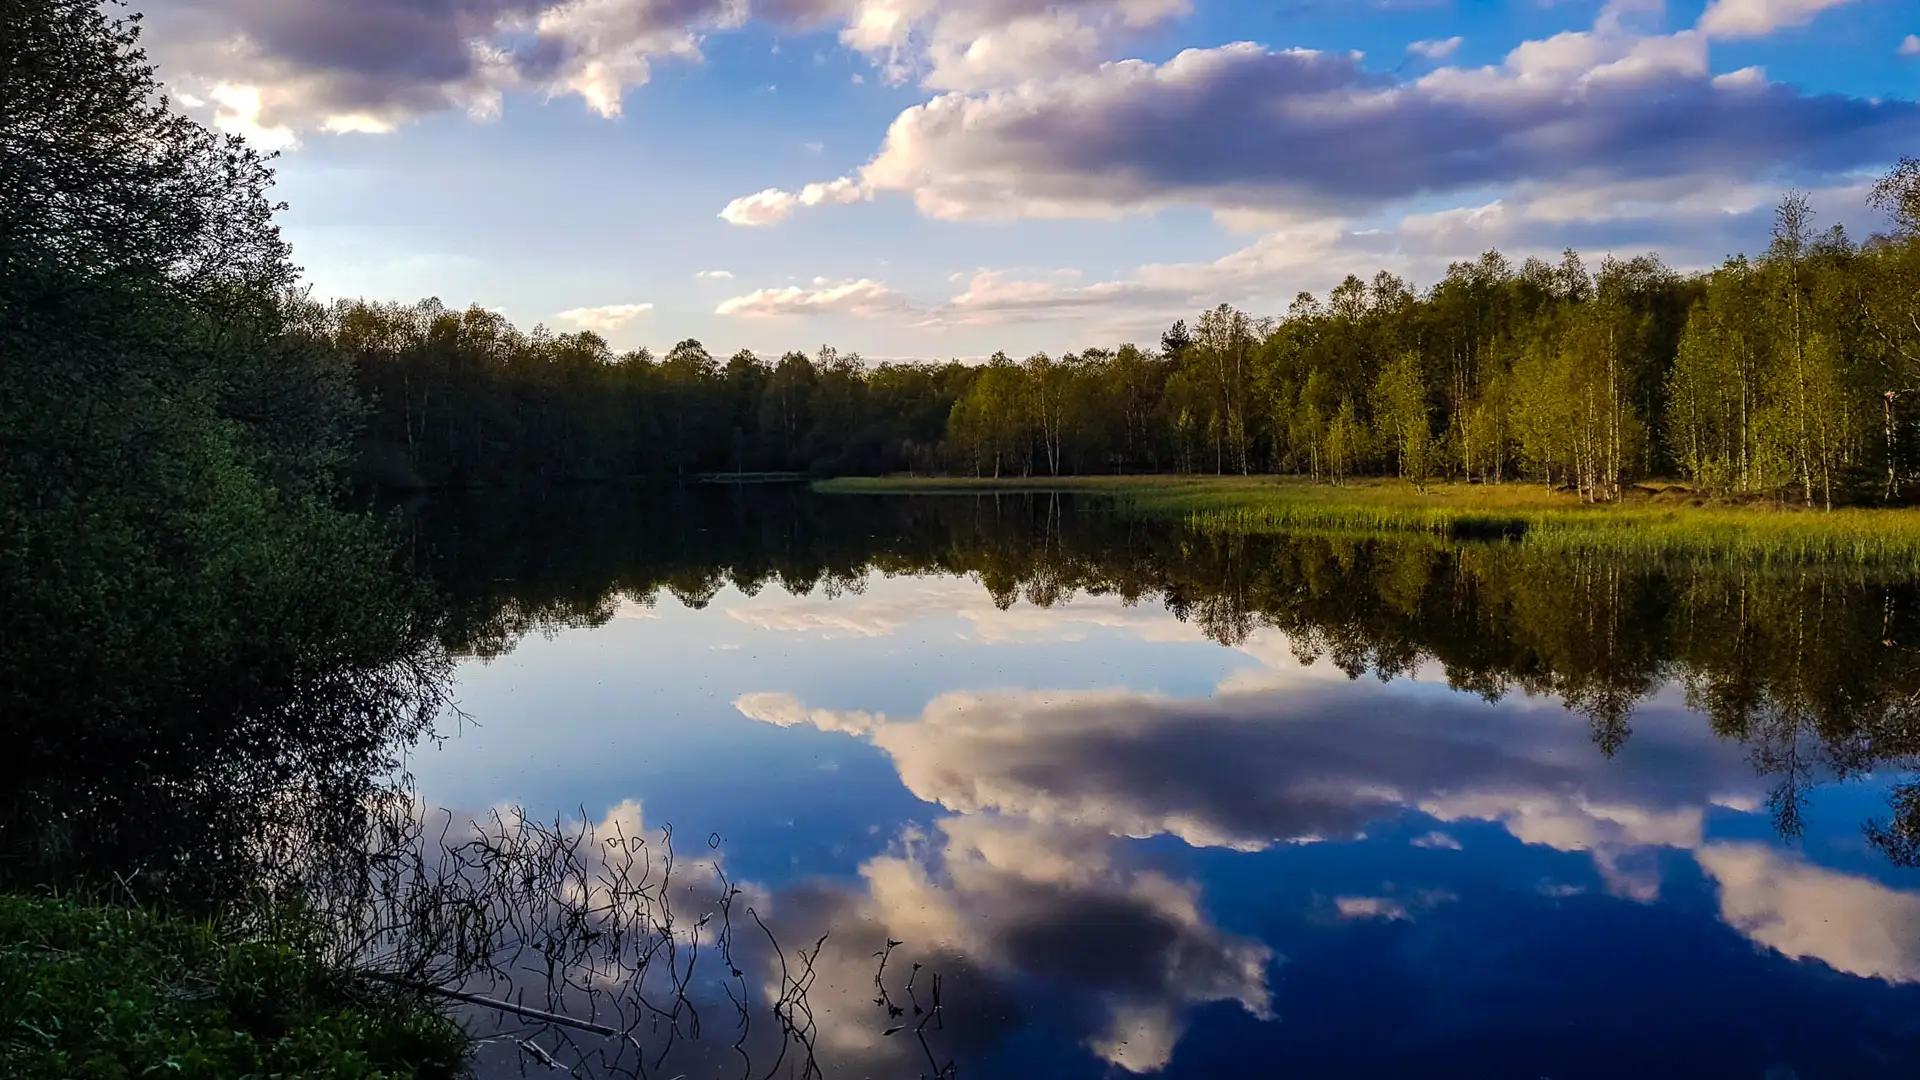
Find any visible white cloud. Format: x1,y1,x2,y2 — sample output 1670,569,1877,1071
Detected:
144,0,737,136
825,0,1192,91
555,302,653,330
934,270,1187,326
1902,34,1920,58
752,814,1271,1075
1697,0,1860,39
715,277,908,318
1412,831,1463,850
1408,36,1463,60
1420,792,1701,899
1699,844,1920,982
695,269,736,280
1335,895,1410,920
204,82,300,152
735,664,1767,859
734,691,884,735
532,0,722,119
726,14,1915,229
719,176,868,226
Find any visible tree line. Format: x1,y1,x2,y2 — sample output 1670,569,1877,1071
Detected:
333,169,1920,505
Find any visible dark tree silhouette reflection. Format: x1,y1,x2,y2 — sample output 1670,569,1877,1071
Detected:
400,486,1920,865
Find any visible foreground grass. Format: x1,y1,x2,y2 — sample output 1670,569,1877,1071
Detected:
815,475,1920,567
0,895,465,1080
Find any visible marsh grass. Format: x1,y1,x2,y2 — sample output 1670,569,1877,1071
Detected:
0,894,466,1079
815,475,1920,568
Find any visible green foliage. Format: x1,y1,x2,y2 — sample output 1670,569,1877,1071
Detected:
1,0,446,905
1370,351,1432,488
328,164,1920,508
0,896,464,1080
335,303,974,485
821,474,1920,568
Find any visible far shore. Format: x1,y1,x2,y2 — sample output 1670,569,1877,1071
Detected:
813,474,1920,566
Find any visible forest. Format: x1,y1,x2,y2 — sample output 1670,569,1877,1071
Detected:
336,174,1920,506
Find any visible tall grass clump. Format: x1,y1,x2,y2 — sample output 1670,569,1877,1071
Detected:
0,895,466,1079
817,475,1920,570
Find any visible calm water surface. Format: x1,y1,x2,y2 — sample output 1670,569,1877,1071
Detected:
400,488,1920,1078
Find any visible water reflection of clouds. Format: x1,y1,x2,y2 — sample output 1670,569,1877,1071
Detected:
1698,844,1920,984
725,577,1209,645
419,798,1275,1076
440,568,1920,1073
735,662,1920,1009
755,814,1273,1074
734,680,1759,866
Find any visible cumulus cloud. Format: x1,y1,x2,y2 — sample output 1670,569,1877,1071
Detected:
1697,0,1860,39
734,690,884,735
733,670,1769,865
729,22,1916,227
200,83,302,152
555,302,653,329
1903,34,1920,58
146,0,1193,138
714,277,909,318
1408,36,1463,60
1419,791,1700,900
805,0,1192,90
1698,844,1920,983
719,176,868,226
751,814,1271,1074
142,0,738,136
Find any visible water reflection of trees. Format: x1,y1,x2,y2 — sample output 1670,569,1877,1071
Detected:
0,621,452,912
403,487,1920,861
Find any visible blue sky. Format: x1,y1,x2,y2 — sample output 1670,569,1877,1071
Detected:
144,0,1918,361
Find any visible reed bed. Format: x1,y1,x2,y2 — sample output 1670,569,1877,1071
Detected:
817,475,1920,569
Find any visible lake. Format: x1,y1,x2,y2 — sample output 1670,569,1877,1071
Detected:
385,486,1920,1078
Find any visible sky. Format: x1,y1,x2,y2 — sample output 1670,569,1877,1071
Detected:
141,0,1920,361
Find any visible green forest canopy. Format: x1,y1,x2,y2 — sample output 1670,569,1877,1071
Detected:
338,173,1920,507
2,0,445,903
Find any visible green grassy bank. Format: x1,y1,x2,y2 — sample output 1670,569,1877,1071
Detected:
814,475,1920,567
0,895,464,1080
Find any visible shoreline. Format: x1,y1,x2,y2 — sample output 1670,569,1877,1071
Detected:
813,475,1920,566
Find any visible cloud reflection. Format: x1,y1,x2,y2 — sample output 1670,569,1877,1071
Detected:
1698,843,1920,984
753,814,1272,1074
734,677,1761,874
731,626,1920,1036
725,576,1209,644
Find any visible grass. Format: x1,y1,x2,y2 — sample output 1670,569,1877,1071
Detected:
813,474,1920,567
0,894,465,1080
